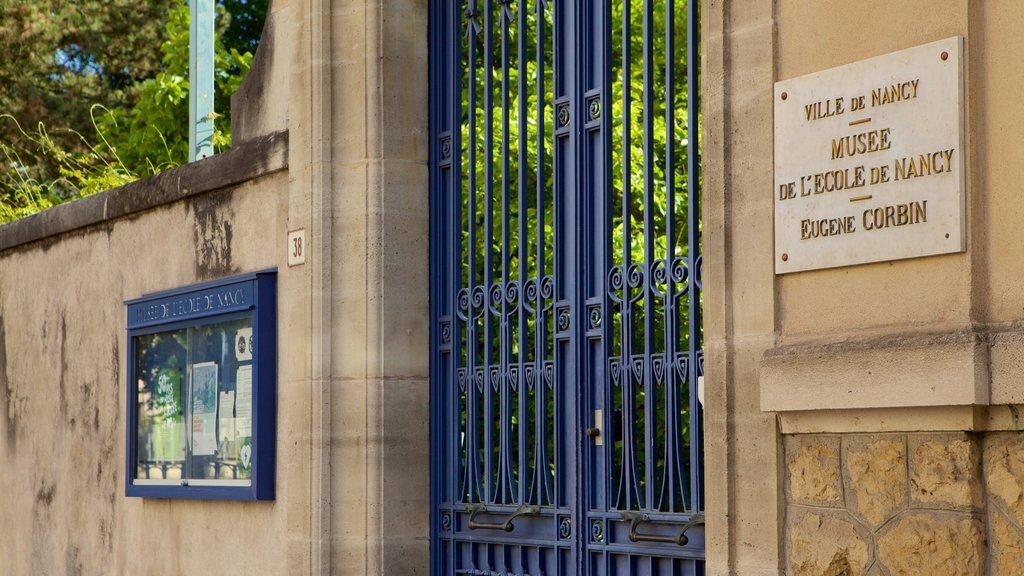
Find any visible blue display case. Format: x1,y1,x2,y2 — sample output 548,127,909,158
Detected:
125,270,276,500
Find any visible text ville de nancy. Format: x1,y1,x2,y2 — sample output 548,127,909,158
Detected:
776,78,955,240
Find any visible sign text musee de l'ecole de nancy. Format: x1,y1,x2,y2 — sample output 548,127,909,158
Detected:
774,37,965,274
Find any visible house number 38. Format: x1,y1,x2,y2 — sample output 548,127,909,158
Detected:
288,229,306,267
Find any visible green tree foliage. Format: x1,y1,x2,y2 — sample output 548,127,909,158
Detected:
0,0,178,146
0,0,266,223
221,0,269,54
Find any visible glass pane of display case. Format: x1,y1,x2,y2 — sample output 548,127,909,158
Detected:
134,319,254,484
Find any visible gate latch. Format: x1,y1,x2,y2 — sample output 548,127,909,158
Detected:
586,409,604,446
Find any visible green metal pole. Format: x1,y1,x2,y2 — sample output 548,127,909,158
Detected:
189,0,215,161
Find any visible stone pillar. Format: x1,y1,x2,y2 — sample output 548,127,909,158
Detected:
702,0,782,573
283,0,429,573
325,1,430,572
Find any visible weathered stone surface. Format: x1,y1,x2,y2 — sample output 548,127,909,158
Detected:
993,513,1024,576
909,436,981,509
987,434,1024,526
788,437,842,505
845,438,906,528
877,514,984,576
787,510,870,576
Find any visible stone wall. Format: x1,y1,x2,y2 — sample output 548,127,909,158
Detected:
717,1,1024,574
784,433,1024,575
0,144,291,575
0,0,431,572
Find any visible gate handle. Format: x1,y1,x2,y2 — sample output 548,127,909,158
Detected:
621,511,704,546
466,504,541,532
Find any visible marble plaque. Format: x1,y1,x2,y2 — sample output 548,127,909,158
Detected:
774,37,965,274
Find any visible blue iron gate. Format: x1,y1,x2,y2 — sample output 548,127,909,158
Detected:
429,0,703,573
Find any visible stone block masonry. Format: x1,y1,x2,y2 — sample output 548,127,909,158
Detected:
986,434,1024,575
783,433,1024,575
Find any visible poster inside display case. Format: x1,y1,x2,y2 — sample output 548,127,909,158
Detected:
125,271,276,500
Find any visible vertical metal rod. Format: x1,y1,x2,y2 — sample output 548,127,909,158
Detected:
452,0,466,504
189,0,215,161
483,0,495,504
686,0,703,514
467,367,480,501
467,0,481,503
641,0,657,512
516,0,529,506
620,0,639,511
436,0,448,503
663,0,683,512
600,0,615,515
593,0,614,510
434,0,444,504
537,364,549,505
575,0,596,522
499,0,516,502
611,1,625,509
499,0,513,504
534,0,550,506
552,0,563,511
